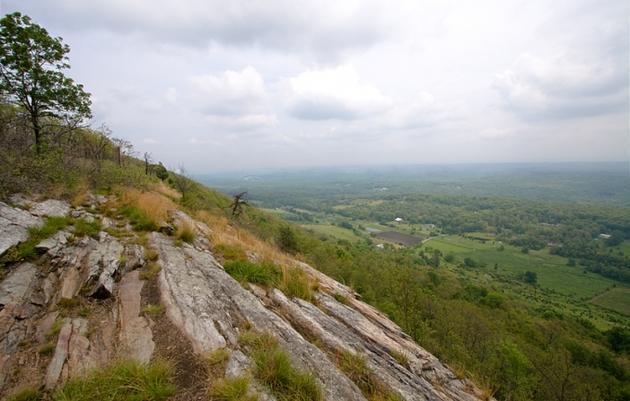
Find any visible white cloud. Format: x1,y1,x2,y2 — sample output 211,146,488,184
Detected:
190,66,267,116
494,51,627,120
13,0,391,59
287,65,391,120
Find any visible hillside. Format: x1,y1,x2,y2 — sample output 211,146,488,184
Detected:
0,187,489,401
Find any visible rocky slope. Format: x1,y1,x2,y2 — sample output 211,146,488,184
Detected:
0,194,489,400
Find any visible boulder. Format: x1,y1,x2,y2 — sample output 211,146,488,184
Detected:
30,200,70,218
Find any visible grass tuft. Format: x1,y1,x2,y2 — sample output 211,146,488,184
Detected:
337,350,403,401
176,222,196,244
280,267,315,302
389,350,410,369
213,243,248,262
240,330,321,401
224,260,281,287
73,218,102,238
38,343,56,356
0,216,71,265
53,359,175,401
142,304,165,316
6,388,43,401
140,262,161,280
208,376,258,401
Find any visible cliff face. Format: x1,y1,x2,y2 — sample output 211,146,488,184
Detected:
0,194,488,401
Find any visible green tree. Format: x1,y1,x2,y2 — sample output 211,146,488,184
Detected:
278,226,298,253
0,12,91,153
523,271,537,285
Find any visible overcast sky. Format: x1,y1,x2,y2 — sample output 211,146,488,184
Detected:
2,0,629,172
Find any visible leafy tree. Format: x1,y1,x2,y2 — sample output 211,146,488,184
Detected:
153,162,169,181
278,226,298,253
0,12,91,153
523,271,537,285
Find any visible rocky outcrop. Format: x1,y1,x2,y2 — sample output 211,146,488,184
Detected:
0,201,42,256
0,196,488,401
30,199,71,218
118,270,154,363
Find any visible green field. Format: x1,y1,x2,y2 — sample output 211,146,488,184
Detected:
426,235,617,299
591,287,630,316
301,223,363,242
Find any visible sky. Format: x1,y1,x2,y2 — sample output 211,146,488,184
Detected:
2,0,629,172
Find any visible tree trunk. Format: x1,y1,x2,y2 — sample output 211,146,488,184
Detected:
32,115,41,154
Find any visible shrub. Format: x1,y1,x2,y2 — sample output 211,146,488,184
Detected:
208,376,258,401
224,260,281,286
53,360,175,401
277,226,298,254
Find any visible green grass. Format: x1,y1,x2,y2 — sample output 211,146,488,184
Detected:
240,331,321,401
337,350,403,401
427,235,616,299
142,304,165,316
176,223,196,244
208,376,258,401
280,267,315,302
73,218,102,238
0,216,71,265
38,343,56,356
224,260,281,286
120,205,158,231
6,388,43,401
301,223,362,242
214,243,248,262
590,287,630,316
140,262,161,280
53,360,175,401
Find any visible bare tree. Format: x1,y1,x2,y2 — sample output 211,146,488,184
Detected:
143,152,152,175
172,165,194,200
229,191,249,217
84,124,111,174
112,137,133,167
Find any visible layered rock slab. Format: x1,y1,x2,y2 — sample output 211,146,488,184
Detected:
150,233,367,401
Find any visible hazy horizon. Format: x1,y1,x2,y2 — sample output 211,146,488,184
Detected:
3,0,629,171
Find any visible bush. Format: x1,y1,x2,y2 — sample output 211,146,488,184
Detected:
224,260,281,286
278,226,298,254
53,360,175,401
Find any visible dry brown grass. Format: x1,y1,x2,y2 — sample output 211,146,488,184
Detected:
70,181,90,207
120,188,177,226
197,211,293,268
153,181,182,201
